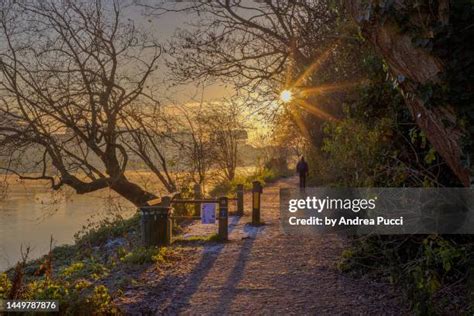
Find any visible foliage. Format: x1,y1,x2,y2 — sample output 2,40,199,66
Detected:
0,209,185,314
209,167,281,197
60,262,86,279
304,22,472,312
306,48,459,187
118,246,176,266
340,235,471,314
306,54,407,187
26,278,117,314
48,245,78,268
0,204,182,312
119,247,160,265
174,233,224,244
0,273,12,299
359,0,474,178
87,285,117,314
60,259,109,281
28,278,69,301
435,0,474,163
314,115,396,186
74,212,140,248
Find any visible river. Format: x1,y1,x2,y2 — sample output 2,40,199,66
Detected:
0,179,136,272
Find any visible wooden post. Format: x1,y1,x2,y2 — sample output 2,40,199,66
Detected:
252,181,262,225
160,196,172,245
173,192,185,215
140,196,172,247
236,184,244,216
218,197,228,241
161,196,171,208
194,184,202,217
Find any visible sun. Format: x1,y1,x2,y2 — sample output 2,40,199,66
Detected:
280,89,293,103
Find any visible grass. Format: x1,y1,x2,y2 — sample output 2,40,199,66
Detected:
118,246,176,265
209,167,284,197
0,202,221,313
0,210,170,314
74,212,141,248
0,166,282,313
174,233,224,244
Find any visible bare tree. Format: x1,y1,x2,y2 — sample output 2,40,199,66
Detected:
0,1,175,206
158,1,341,86
204,100,246,181
120,106,178,193
166,102,216,188
167,98,246,188
149,0,367,147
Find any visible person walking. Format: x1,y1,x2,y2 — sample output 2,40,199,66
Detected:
296,156,309,188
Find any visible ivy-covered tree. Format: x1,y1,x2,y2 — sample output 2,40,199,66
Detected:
346,0,473,186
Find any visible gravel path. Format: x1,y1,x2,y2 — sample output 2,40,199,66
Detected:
117,177,408,315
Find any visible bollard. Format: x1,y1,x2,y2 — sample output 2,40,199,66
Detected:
173,192,186,215
236,184,244,216
194,184,202,216
159,196,172,245
218,197,228,241
140,197,172,247
252,181,263,225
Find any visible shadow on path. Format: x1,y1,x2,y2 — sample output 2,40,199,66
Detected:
160,216,263,314
211,224,264,315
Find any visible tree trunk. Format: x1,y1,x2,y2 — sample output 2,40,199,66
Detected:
346,0,471,186
58,172,157,207
110,177,157,207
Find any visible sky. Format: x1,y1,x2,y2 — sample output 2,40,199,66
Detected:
0,1,273,144
124,2,273,143
126,2,236,104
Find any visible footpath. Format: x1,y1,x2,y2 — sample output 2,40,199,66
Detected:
117,177,407,315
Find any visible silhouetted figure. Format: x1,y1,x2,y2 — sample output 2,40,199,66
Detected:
296,156,309,188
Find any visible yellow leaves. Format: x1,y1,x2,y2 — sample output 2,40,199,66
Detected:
0,273,12,299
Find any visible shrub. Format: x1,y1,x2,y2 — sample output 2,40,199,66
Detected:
0,273,12,299
175,233,223,244
209,167,279,197
26,273,118,314
87,285,117,314
307,114,401,187
60,259,109,281
74,212,140,248
151,247,176,265
340,235,470,314
120,247,158,265
60,262,85,278
28,278,68,300
119,247,175,265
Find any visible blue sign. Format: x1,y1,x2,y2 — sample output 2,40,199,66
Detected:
201,203,216,224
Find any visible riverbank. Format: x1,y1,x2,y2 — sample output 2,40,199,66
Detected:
0,168,285,313
0,166,271,271
1,177,407,314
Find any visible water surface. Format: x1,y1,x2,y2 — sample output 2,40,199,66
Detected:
0,180,135,271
